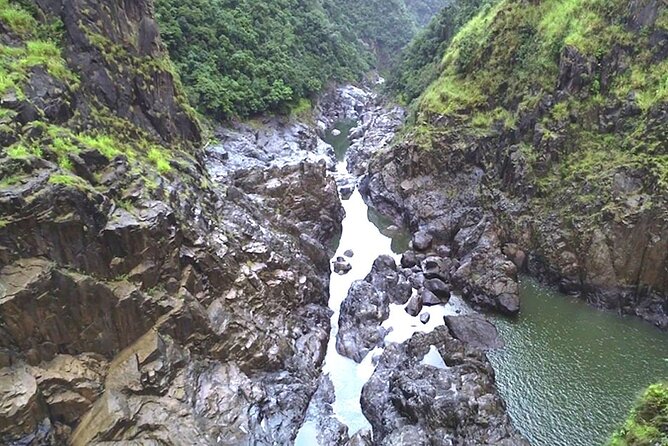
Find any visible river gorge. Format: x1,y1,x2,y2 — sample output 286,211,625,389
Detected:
293,86,668,445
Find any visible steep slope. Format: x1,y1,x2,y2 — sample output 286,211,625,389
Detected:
366,0,668,326
388,0,497,102
0,0,343,444
610,382,668,445
154,0,448,119
404,0,451,27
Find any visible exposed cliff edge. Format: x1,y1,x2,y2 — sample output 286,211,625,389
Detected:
0,0,343,444
365,0,668,328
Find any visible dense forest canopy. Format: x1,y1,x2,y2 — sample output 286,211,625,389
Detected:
154,0,447,119
388,0,497,103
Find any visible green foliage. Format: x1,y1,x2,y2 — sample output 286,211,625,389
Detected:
147,147,172,174
394,0,667,226
48,173,90,188
404,0,449,27
389,0,498,104
154,0,369,118
75,134,123,159
609,383,668,446
7,143,41,159
154,0,443,118
0,1,78,96
291,98,313,121
0,0,36,36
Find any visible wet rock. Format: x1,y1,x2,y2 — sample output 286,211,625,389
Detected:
452,222,521,316
444,315,504,351
419,313,431,325
498,293,521,316
365,255,412,305
345,428,373,446
503,243,527,270
424,278,451,301
435,245,452,258
421,289,443,307
400,251,418,268
360,328,528,445
405,293,423,317
346,106,405,177
421,256,451,282
409,272,426,290
336,281,389,363
412,231,433,251
334,257,353,275
299,376,349,446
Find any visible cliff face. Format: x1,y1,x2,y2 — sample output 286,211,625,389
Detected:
0,1,342,444
366,0,668,327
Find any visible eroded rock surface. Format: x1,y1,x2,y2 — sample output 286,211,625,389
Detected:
361,327,528,445
336,256,412,363
0,2,344,444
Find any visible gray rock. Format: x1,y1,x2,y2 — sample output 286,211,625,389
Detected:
444,315,504,351
421,289,442,307
419,313,431,324
400,251,418,269
412,231,433,251
336,281,389,363
360,328,528,445
334,258,352,275
424,278,451,301
405,293,423,317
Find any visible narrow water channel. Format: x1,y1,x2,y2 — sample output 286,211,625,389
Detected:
297,118,668,446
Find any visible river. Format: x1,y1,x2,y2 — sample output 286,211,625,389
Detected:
297,117,668,446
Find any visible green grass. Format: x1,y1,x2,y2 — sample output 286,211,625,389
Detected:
48,173,89,188
76,133,125,159
0,1,78,96
290,98,312,120
609,383,668,446
147,147,172,174
0,0,37,36
7,143,42,159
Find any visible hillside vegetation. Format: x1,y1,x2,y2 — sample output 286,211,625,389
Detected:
610,383,668,446
154,0,447,119
402,0,667,224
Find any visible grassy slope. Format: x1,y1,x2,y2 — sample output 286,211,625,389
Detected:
0,0,193,193
610,383,668,446
405,0,667,222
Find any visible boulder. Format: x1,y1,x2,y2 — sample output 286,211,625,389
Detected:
336,281,389,363
444,315,504,351
405,293,423,317
421,289,443,307
424,278,451,301
400,251,418,268
412,231,433,251
360,328,528,445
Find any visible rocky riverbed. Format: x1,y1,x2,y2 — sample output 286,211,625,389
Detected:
0,78,524,445
293,84,527,445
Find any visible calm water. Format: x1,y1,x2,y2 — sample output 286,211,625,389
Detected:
489,278,668,446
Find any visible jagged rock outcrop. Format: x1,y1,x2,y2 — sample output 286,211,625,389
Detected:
363,0,668,328
361,326,528,445
0,0,344,444
336,256,412,363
